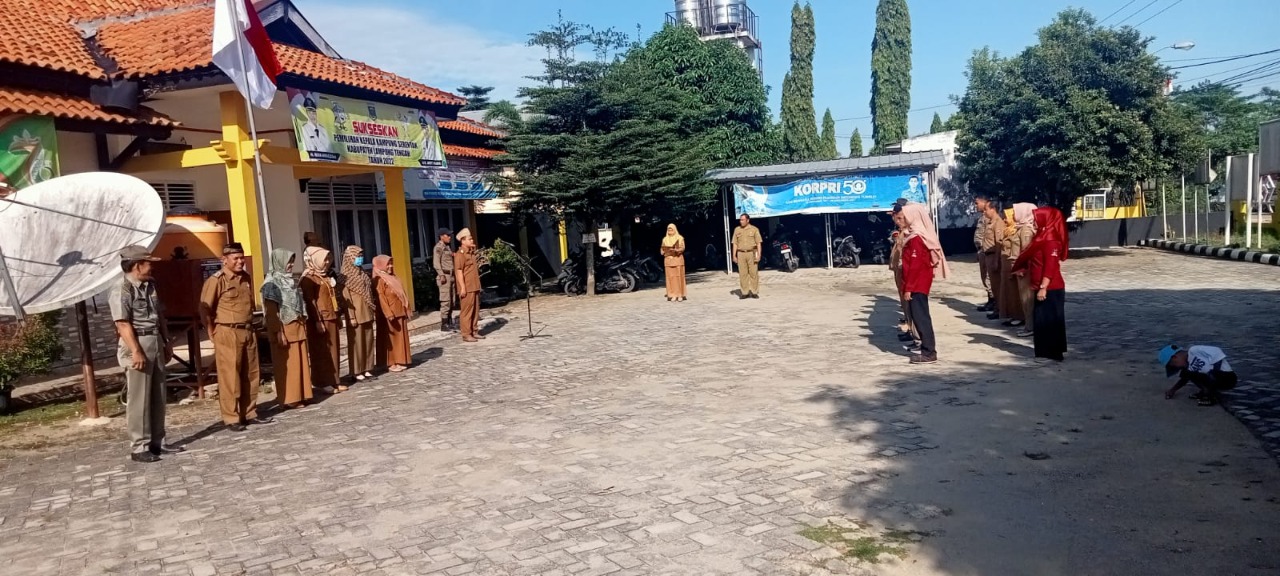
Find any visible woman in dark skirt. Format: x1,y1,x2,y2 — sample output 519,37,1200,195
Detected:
1013,207,1068,361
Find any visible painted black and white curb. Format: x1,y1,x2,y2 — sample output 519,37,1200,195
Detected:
1139,239,1280,266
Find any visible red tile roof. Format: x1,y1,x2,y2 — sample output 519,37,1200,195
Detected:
0,86,177,127
443,144,503,160
93,7,464,106
0,1,105,79
440,117,504,139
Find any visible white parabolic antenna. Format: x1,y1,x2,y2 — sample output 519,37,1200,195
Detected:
0,172,164,316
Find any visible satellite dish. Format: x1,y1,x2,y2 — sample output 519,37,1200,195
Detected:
0,172,164,316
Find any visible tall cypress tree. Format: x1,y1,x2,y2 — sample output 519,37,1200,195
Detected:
929,112,944,134
870,0,911,154
781,2,819,161
819,109,838,160
849,128,864,157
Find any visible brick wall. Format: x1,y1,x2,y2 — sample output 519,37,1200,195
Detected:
51,292,119,369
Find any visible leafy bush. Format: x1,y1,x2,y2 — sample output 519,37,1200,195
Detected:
411,262,440,313
0,311,65,387
484,241,524,296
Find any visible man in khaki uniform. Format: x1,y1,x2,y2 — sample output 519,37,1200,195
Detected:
200,243,273,432
453,228,483,342
111,245,182,463
979,202,1005,320
972,195,993,311
731,214,762,299
433,227,456,332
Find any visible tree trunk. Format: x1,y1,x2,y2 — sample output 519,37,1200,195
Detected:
585,216,596,296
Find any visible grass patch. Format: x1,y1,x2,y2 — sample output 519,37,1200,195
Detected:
0,400,88,431
799,522,923,564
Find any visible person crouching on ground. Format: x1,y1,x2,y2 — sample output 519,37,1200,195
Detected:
900,203,950,364
1160,344,1237,406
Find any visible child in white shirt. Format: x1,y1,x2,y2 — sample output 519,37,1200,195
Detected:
1159,345,1237,407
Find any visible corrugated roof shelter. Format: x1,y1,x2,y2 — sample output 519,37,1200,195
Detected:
706,150,946,185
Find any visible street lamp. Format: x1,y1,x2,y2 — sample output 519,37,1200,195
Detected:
1154,41,1196,54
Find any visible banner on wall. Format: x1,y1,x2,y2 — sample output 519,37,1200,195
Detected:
732,169,927,217
286,88,446,168
0,115,59,190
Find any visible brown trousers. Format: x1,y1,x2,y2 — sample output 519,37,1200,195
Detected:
1017,275,1035,331
307,319,340,389
385,316,411,365
347,322,374,376
460,291,480,338
273,338,312,406
737,251,759,295
999,263,1023,321
665,265,686,298
213,326,260,425
978,252,990,297
984,253,1002,308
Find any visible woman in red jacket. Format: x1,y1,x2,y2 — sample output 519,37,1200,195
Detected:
1013,207,1068,362
899,203,950,364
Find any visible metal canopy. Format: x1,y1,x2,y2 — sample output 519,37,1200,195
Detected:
705,150,946,184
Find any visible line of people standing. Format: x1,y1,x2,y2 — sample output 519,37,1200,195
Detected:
972,196,1069,362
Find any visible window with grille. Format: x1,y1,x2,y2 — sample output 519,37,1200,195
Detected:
148,181,197,211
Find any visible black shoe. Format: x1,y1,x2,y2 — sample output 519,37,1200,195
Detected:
227,423,248,432
150,444,186,455
910,353,938,364
441,322,451,332
986,312,1000,320
897,332,915,342
246,416,276,426
130,452,160,463
751,293,760,299
903,343,922,353
739,294,748,300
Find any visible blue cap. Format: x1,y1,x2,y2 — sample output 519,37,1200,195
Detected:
1158,345,1179,377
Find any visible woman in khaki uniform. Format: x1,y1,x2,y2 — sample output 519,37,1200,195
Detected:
300,248,345,393
1010,203,1038,336
660,224,687,302
339,245,376,382
261,249,312,409
373,255,411,372
999,206,1033,328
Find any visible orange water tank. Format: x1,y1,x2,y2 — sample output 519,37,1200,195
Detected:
153,207,228,260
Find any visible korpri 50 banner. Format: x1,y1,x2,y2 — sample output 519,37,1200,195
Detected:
733,169,927,217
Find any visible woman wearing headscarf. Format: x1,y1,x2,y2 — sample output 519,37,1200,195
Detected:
339,245,376,382
261,249,312,408
1011,203,1038,337
660,224,687,302
373,255,411,372
300,247,345,393
899,203,949,364
998,204,1032,329
1013,207,1068,362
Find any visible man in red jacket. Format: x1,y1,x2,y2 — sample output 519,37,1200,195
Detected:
899,203,949,364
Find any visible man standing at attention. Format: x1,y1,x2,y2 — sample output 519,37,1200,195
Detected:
972,195,994,312
200,243,273,432
111,245,182,463
732,214,762,299
433,227,456,332
453,228,484,342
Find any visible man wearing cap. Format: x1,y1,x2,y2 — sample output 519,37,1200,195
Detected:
200,243,273,432
111,246,179,463
1159,344,1238,407
453,228,483,342
433,227,456,332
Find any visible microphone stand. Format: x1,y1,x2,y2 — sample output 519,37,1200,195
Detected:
497,239,549,341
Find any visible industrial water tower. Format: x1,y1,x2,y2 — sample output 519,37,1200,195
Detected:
667,0,763,75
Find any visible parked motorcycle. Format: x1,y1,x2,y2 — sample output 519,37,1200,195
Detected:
832,236,862,268
558,254,638,296
770,239,799,272
631,255,662,284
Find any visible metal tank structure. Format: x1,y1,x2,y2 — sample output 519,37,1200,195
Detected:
665,0,763,75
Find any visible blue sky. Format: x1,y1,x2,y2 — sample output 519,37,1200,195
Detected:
303,0,1280,156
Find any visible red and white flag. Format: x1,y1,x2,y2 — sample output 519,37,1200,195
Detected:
212,0,282,109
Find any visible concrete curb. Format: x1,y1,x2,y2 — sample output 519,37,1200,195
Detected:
1138,239,1280,266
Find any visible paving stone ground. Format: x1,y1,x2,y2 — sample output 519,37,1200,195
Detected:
1,247,1278,576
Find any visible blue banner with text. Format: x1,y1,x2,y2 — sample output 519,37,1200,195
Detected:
732,170,927,217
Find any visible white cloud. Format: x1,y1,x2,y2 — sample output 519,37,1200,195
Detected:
301,2,543,103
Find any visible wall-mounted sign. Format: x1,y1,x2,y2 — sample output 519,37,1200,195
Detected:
733,169,927,218
286,88,446,168
0,115,59,190
405,168,497,200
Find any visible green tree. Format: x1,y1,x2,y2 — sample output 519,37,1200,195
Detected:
870,0,911,154
929,112,945,134
1173,83,1265,160
482,100,524,131
819,108,838,159
457,85,494,111
781,2,820,161
849,128,864,157
955,10,1204,211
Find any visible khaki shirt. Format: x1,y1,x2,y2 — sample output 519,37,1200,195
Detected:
973,214,985,249
1003,225,1034,263
433,241,454,274
979,213,1003,253
889,231,906,271
200,269,254,325
109,276,162,333
454,249,482,294
732,224,762,253
300,275,340,322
